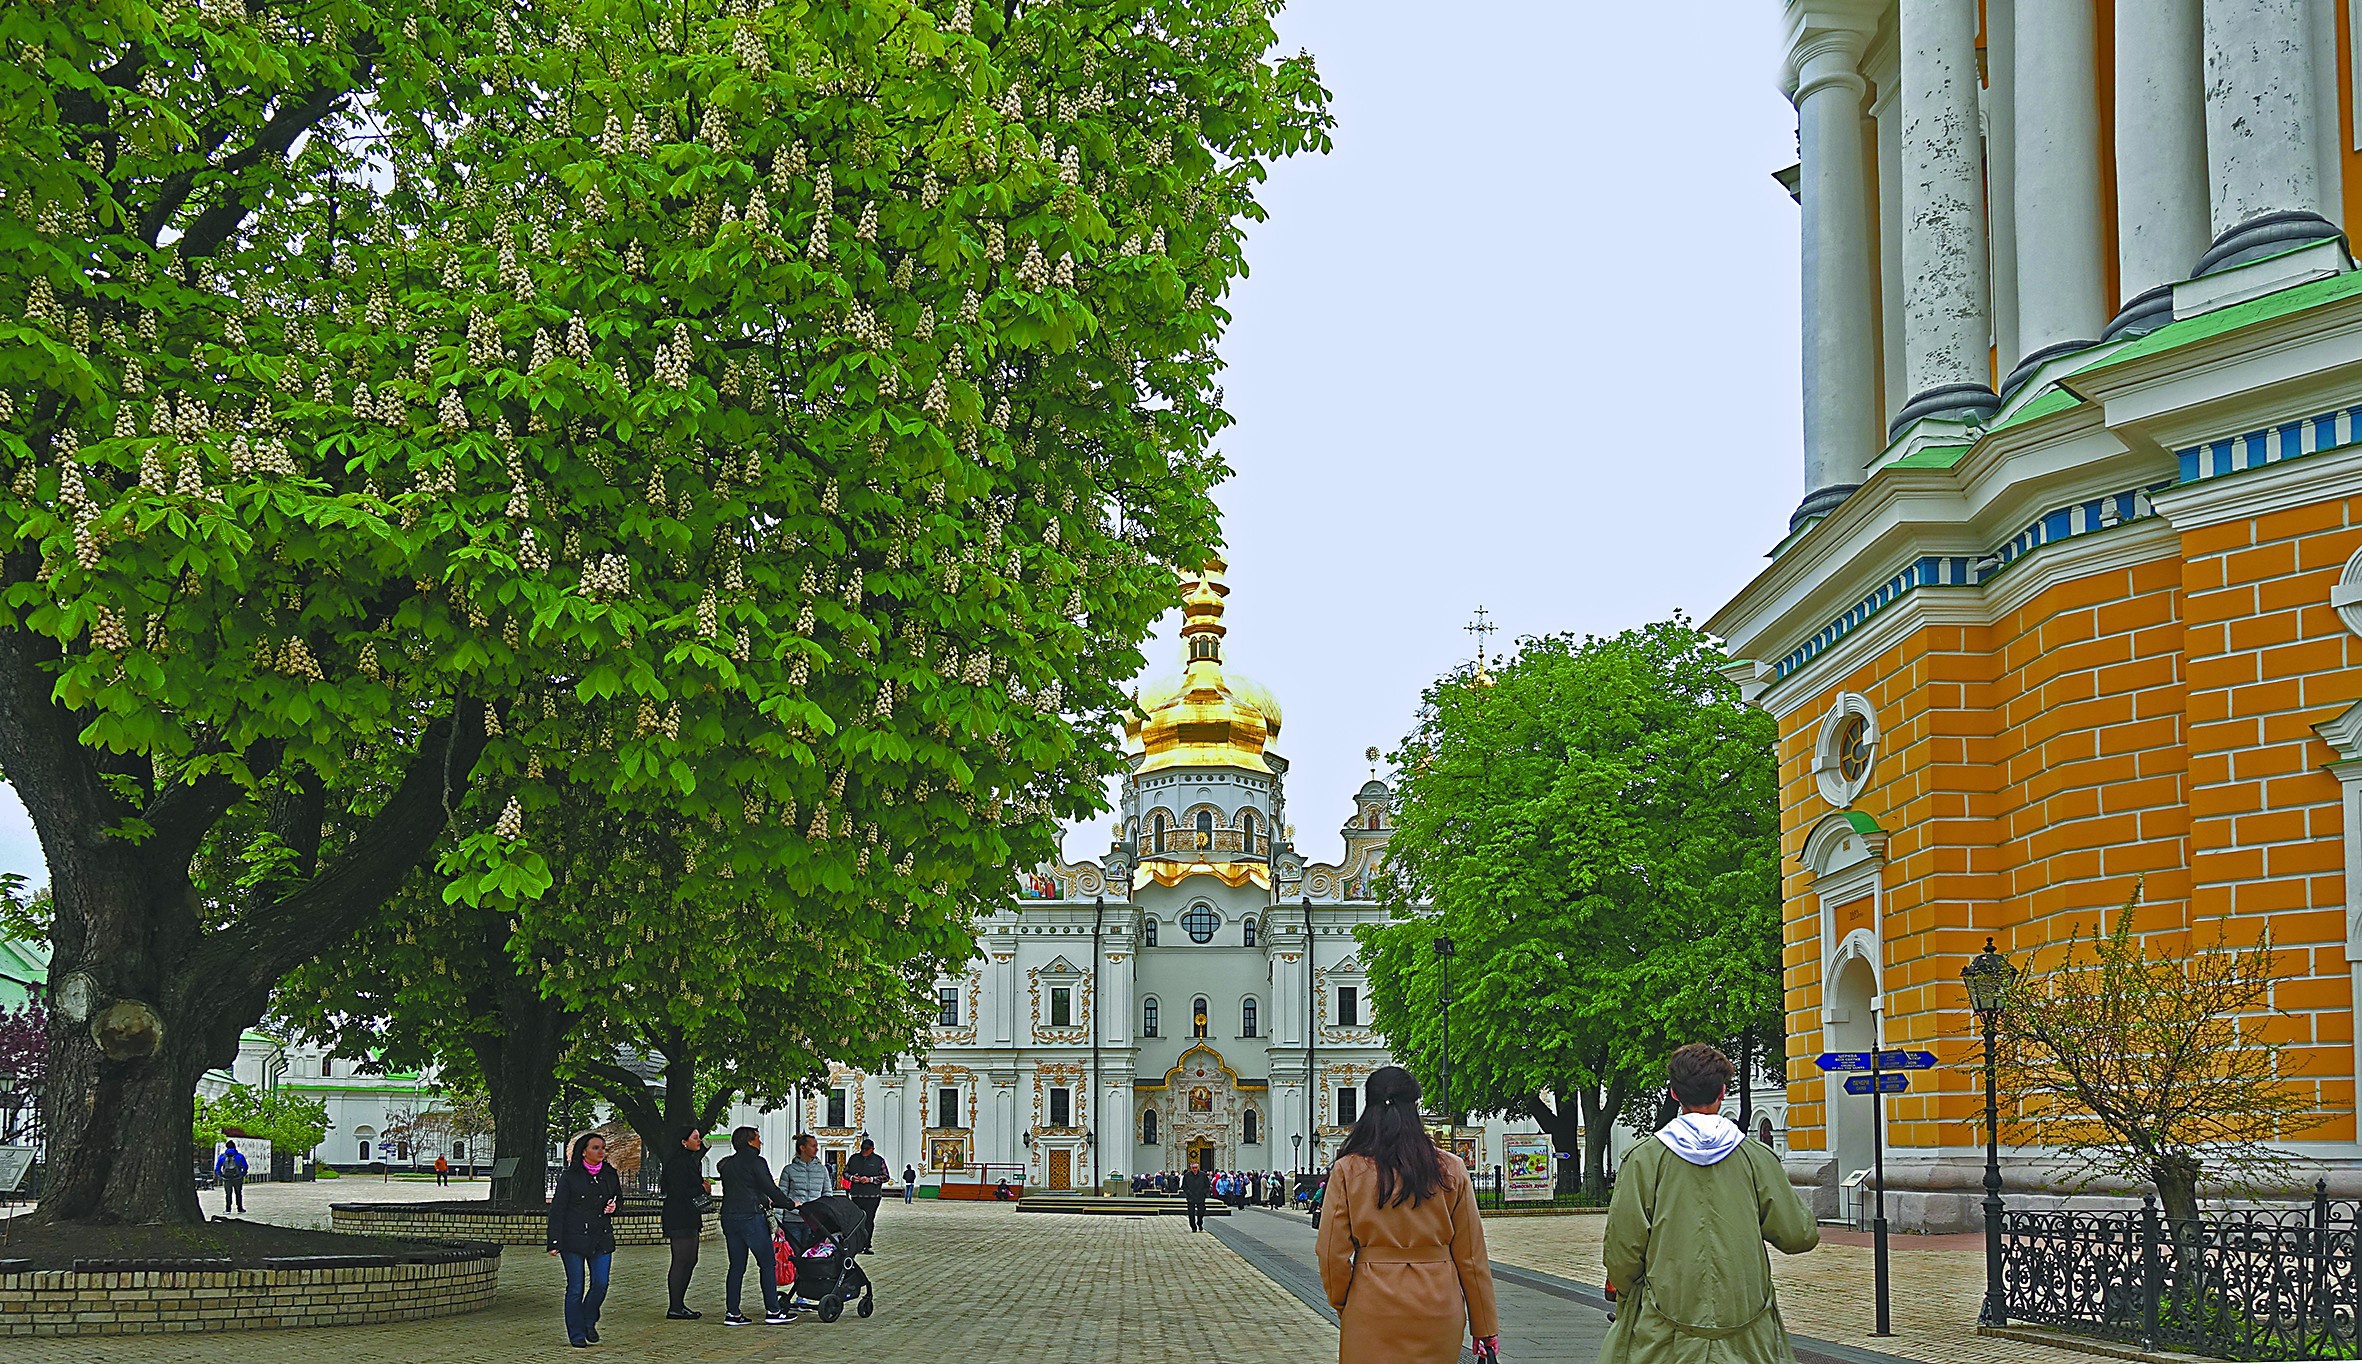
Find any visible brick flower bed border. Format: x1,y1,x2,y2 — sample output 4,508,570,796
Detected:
331,1201,707,1246
0,1241,500,1337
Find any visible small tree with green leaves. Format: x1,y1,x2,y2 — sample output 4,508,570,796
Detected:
1998,885,2317,1225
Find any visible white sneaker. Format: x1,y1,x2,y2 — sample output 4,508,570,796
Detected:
765,1310,793,1325
724,1312,752,1327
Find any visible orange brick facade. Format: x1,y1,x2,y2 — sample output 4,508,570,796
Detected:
1763,477,2362,1228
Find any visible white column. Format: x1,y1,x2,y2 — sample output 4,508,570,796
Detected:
2195,0,2342,272
1893,0,1999,432
1789,23,1882,528
2007,0,2109,392
1986,0,2021,367
2108,0,2211,335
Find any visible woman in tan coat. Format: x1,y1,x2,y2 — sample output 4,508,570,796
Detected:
1315,1067,1500,1363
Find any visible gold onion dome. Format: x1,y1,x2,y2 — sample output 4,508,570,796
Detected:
1125,556,1282,775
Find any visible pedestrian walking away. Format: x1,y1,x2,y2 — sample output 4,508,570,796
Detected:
845,1137,889,1231
1314,1066,1499,1364
433,1153,450,1186
213,1140,248,1213
715,1127,798,1326
659,1126,712,1321
548,1132,624,1349
902,1163,917,1205
1600,1043,1819,1364
1183,1160,1211,1232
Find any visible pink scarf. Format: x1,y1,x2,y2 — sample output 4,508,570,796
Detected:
583,1161,605,1175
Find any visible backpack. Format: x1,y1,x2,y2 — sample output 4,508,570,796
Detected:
221,1149,247,1176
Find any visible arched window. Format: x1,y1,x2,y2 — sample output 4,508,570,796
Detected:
1243,1109,1260,1145
1243,918,1257,949
1182,904,1219,942
355,1125,376,1163
1192,996,1209,1038
1241,997,1259,1038
1142,1108,1159,1145
1142,996,1160,1037
1153,812,1169,853
1241,809,1259,853
1195,809,1213,848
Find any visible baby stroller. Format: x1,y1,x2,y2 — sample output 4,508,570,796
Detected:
779,1195,875,1323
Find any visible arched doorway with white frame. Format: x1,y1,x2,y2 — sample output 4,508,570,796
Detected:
1802,809,1887,1222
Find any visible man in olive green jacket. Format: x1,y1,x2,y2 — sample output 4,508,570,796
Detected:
1600,1044,1819,1363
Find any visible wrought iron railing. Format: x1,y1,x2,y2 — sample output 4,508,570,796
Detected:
1472,1164,1606,1212
2001,1185,2362,1360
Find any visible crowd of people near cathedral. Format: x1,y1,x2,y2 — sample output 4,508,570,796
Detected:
1129,1167,1296,1209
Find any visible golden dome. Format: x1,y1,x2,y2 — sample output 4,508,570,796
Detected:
1124,557,1282,776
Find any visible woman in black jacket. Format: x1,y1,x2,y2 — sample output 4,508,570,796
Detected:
547,1132,623,1348
658,1127,710,1320
714,1126,797,1325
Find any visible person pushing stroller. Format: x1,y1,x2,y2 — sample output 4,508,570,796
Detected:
716,1127,798,1327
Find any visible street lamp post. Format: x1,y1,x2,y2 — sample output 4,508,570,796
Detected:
1962,937,2017,1327
1292,1131,1302,1176
1434,936,1455,1126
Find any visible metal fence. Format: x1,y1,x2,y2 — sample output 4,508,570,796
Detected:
1472,1165,1607,1212
2001,1184,2362,1360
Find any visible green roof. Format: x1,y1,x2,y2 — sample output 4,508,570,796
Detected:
1991,386,2082,432
2096,262,2362,367
1886,441,1973,469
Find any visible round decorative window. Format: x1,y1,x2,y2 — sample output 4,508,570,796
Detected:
1813,693,1879,808
1181,904,1220,942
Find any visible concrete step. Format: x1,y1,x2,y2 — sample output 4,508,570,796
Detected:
1015,1196,1232,1217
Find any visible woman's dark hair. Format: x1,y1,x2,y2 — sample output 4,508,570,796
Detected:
731,1126,760,1153
569,1131,603,1168
1336,1066,1443,1209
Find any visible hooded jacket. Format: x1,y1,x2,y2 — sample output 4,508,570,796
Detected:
715,1137,794,1219
1599,1114,1818,1364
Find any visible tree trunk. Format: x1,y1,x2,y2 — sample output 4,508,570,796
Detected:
473,968,577,1212
1527,1094,1583,1196
1575,1078,1628,1199
2152,1152,2204,1228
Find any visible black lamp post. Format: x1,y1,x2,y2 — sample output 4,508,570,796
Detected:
1292,1131,1302,1176
1434,935,1456,1125
1962,937,2017,1326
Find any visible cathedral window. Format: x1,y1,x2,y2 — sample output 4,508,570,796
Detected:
827,1088,848,1129
1241,809,1260,854
1195,809,1213,848
1142,1108,1159,1145
1243,919,1257,949
1050,1088,1071,1128
1192,996,1209,1038
1050,986,1073,1027
1337,1087,1358,1125
1142,997,1160,1037
1241,997,1259,1038
937,986,961,1027
1337,985,1359,1028
1153,812,1169,853
1182,904,1219,942
1144,917,1159,947
1244,1109,1260,1145
938,1086,962,1127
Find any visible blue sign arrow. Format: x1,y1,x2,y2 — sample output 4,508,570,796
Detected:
1817,1049,1939,1072
1844,1073,1910,1095
1816,1051,1873,1072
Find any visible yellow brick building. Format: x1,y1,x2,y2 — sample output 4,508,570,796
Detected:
1710,0,2362,1230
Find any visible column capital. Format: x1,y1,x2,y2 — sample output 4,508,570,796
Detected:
1781,0,1883,99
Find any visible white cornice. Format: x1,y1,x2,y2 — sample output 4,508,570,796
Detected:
2150,442,2362,530
2062,284,2362,452
1758,519,2179,719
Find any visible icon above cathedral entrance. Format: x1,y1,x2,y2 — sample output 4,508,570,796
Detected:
1048,1150,1072,1190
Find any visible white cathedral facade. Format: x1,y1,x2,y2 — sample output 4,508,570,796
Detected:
729,561,1492,1190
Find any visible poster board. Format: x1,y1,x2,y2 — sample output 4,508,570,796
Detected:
1503,1134,1553,1202
0,1146,34,1194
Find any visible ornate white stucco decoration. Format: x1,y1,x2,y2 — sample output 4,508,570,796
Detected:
1812,692,1880,808
2332,547,2362,636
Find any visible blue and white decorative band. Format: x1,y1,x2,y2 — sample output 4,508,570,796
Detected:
2176,405,2362,482
1772,487,2162,679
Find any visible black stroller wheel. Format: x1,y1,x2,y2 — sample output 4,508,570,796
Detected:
857,1291,875,1319
819,1296,844,1324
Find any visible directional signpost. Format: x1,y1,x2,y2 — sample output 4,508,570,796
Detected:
1815,1045,1939,1336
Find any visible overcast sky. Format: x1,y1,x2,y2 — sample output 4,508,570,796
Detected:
0,0,1805,889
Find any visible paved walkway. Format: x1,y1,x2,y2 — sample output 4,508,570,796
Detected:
1212,1207,1922,1364
9,1184,1338,1362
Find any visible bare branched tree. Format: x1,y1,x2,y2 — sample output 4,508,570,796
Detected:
1997,883,2316,1224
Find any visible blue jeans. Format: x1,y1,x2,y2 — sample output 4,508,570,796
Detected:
560,1251,610,1343
721,1213,778,1316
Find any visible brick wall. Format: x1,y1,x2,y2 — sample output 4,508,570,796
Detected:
330,1203,707,1245
0,1249,499,1337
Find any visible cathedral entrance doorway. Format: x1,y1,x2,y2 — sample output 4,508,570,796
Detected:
1186,1140,1214,1172
1048,1150,1073,1190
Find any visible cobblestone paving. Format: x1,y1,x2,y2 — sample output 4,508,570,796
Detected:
1481,1214,2105,1364
10,1184,1339,1363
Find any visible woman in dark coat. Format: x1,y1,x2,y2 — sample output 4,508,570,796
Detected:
659,1127,710,1320
548,1131,624,1348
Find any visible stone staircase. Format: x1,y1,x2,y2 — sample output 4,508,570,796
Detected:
1014,1194,1231,1217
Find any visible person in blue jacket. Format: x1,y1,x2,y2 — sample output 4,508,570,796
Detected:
214,1141,249,1213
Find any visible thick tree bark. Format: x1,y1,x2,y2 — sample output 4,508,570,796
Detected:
1524,1093,1584,1197
2153,1151,2204,1228
1575,1076,1630,1199
3,591,489,1223
472,967,578,1212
